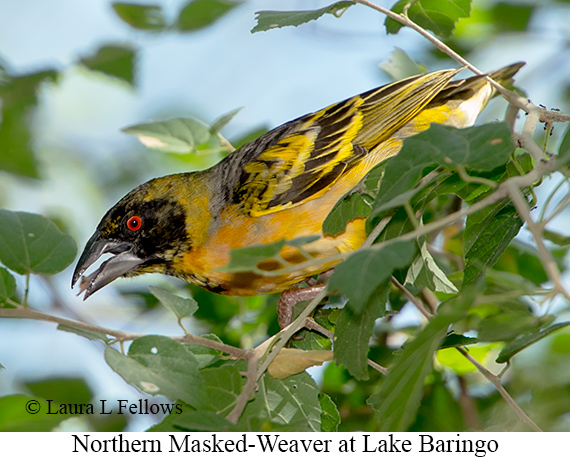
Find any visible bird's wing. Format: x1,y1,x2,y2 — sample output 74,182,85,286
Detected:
228,68,461,217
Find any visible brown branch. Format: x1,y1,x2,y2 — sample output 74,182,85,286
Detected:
226,353,257,424
457,348,542,432
353,0,570,124
0,305,247,359
0,306,142,341
505,181,570,302
391,276,433,319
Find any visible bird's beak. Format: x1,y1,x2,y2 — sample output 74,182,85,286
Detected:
72,232,144,299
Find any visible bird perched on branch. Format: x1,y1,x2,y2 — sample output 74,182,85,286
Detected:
73,63,524,315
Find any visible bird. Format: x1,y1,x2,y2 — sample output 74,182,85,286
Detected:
72,62,524,314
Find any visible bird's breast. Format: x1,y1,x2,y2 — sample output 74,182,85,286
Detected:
171,177,369,295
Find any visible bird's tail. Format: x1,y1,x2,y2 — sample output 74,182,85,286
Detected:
430,61,525,106
487,61,525,90
357,63,525,155
412,62,525,132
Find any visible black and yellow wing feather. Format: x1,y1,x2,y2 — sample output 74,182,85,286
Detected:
220,68,460,217
218,63,522,218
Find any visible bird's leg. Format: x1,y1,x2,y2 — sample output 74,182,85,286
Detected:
276,270,333,329
277,284,326,329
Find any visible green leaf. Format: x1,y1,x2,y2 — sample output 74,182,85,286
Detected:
385,0,471,37
334,281,390,380
240,372,321,431
252,1,354,33
0,210,77,275
0,69,58,178
24,377,92,405
371,207,416,246
290,308,334,351
56,325,110,343
496,322,570,364
558,124,570,161
158,407,237,432
183,334,224,368
437,343,495,376
368,294,471,431
177,0,242,32
0,267,16,302
463,200,523,287
543,229,570,247
439,332,478,349
485,269,542,300
477,312,546,342
319,393,340,432
218,237,318,274
201,364,243,414
122,118,211,154
112,3,166,30
149,286,198,322
369,138,436,219
322,189,374,236
218,239,286,273
493,241,550,286
210,107,242,134
80,44,136,86
329,241,416,313
409,371,464,432
284,235,320,248
405,241,458,294
423,123,514,171
490,3,534,32
150,399,240,432
0,395,74,432
379,47,426,81
105,336,208,410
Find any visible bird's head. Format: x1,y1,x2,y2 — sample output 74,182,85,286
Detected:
72,173,206,298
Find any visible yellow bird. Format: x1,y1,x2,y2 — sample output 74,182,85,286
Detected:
73,63,523,306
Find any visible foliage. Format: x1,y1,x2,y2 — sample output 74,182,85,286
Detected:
1,0,570,433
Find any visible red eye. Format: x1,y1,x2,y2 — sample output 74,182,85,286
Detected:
126,215,142,231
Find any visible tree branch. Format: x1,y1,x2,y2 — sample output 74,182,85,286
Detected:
506,181,570,302
0,304,247,359
457,348,542,432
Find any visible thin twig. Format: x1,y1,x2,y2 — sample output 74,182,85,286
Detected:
456,348,542,432
391,276,433,319
353,0,482,75
541,184,570,226
353,0,570,125
226,353,257,424
506,181,570,302
456,165,497,189
367,359,389,377
538,176,568,222
216,132,236,153
0,305,247,358
420,288,439,314
0,306,142,341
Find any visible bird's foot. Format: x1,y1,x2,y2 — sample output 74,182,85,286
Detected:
277,283,326,329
